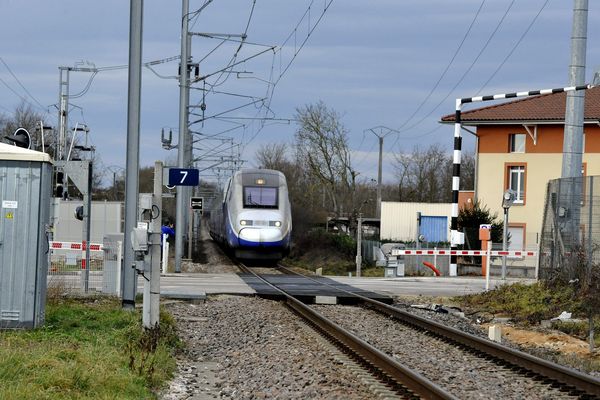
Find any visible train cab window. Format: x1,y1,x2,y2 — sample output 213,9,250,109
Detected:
243,186,278,208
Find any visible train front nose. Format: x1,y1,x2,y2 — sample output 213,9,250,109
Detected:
238,227,282,246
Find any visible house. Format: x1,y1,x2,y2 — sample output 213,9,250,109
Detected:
441,86,600,251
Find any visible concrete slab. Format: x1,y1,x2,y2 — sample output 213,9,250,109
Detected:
133,273,536,299
315,296,337,305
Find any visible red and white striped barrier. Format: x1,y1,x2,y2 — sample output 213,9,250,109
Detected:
391,249,537,257
49,241,104,252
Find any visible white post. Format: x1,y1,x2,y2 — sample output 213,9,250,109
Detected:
356,214,362,278
162,234,168,273
485,241,492,291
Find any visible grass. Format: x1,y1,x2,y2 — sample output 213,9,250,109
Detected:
0,297,180,400
454,282,580,325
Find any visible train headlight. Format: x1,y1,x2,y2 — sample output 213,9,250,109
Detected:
269,220,282,227
240,220,253,226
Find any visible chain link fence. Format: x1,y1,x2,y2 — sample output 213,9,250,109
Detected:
540,176,599,280
47,237,122,295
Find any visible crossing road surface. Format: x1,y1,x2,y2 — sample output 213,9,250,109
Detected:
143,273,535,299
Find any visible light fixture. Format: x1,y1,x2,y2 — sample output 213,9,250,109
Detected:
502,190,516,209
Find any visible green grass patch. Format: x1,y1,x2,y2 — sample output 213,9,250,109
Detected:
0,297,180,400
454,281,581,325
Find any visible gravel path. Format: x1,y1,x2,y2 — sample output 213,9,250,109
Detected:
313,304,581,399
160,296,386,400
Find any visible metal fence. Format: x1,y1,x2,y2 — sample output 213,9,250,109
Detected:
47,239,121,295
540,176,600,280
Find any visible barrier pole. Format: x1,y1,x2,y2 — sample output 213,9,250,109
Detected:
485,241,491,291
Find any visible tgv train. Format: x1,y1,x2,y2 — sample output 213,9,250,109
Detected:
208,169,292,260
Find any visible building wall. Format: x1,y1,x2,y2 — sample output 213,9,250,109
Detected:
475,123,600,248
380,202,452,242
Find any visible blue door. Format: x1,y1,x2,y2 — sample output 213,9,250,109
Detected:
420,216,448,243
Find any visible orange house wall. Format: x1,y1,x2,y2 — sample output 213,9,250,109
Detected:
477,124,600,153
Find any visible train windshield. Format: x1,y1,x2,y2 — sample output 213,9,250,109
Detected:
243,186,278,208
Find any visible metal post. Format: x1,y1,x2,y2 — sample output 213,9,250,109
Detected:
587,176,594,352
356,213,362,278
188,208,193,260
122,0,144,310
450,100,462,277
377,136,383,218
416,212,421,271
83,161,92,292
502,207,508,280
57,67,69,161
175,0,190,273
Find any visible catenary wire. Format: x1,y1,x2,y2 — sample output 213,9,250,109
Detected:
389,0,516,151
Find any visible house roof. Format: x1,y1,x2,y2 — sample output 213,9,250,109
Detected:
440,86,600,124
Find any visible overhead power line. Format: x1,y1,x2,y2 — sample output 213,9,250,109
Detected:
390,0,516,151
475,0,550,95
0,56,47,111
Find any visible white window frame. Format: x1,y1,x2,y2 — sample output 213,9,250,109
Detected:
508,165,525,204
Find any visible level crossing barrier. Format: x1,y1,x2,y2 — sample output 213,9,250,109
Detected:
390,248,539,280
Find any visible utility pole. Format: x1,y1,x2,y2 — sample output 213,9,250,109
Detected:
122,0,144,309
366,126,398,219
175,0,190,273
561,0,588,245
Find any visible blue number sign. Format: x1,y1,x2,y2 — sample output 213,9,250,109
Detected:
168,168,199,186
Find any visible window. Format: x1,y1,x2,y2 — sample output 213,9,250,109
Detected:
509,133,525,153
243,186,278,208
508,165,525,204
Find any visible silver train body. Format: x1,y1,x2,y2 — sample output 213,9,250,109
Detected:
208,169,292,260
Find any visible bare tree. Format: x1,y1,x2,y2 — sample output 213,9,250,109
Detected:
393,144,475,203
0,102,54,156
256,143,288,170
294,101,357,216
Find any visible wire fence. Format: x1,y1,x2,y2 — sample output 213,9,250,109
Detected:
47,238,121,295
540,176,600,281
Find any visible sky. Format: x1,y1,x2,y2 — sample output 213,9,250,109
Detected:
1,1,599,186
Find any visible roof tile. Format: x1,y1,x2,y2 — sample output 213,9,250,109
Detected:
441,86,600,122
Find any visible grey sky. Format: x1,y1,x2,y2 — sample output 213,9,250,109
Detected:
0,1,598,184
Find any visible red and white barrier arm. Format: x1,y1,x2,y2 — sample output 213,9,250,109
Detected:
390,249,537,257
49,241,104,251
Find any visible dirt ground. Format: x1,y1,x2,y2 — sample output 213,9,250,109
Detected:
179,219,239,274
487,323,599,359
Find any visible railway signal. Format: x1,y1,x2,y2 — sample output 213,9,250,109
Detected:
5,127,31,149
190,196,203,211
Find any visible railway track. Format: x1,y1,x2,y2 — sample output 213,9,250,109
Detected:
239,263,600,399
238,262,458,399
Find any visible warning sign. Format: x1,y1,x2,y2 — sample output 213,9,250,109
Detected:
5,212,14,219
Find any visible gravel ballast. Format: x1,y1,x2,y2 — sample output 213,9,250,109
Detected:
314,304,582,399
161,296,382,400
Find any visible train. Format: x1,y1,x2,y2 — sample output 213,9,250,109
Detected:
208,168,292,260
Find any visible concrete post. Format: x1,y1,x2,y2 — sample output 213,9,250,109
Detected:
122,0,144,309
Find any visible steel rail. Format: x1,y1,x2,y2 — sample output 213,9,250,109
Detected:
277,265,600,397
238,263,457,400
